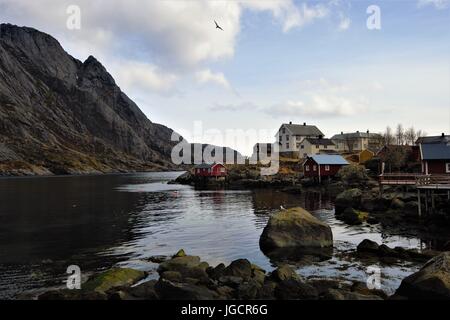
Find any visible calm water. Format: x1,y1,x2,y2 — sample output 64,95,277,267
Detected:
0,172,426,299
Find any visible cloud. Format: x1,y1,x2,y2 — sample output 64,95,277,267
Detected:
418,0,449,9
113,61,178,94
209,101,258,112
195,69,230,89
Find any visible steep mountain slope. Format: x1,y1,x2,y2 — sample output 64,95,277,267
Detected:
0,23,183,175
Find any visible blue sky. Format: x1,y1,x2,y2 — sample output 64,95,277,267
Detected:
0,0,449,155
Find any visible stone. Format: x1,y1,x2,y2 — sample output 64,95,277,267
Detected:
126,280,159,300
237,280,262,299
154,279,218,300
223,259,252,281
270,265,301,282
207,263,226,280
161,271,182,282
82,268,146,293
335,188,362,213
396,252,450,299
357,239,380,254
339,208,368,225
260,207,333,253
173,249,186,258
158,255,201,274
274,279,318,300
391,198,405,209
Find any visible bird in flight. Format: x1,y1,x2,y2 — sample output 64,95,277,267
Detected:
214,20,224,31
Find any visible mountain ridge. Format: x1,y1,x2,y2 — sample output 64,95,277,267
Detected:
0,23,185,175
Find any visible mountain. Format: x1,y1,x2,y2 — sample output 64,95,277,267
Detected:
0,23,187,176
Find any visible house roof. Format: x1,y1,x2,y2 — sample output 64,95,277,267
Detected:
331,132,382,140
421,143,450,160
279,123,324,137
307,154,349,165
416,135,450,145
304,138,335,146
194,163,223,169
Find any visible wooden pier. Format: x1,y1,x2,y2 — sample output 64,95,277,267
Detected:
379,173,450,217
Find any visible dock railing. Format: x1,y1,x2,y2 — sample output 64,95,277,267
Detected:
379,173,424,185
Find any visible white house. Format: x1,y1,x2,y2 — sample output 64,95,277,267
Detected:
275,122,324,155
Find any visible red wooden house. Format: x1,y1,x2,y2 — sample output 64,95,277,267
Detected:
193,163,227,178
303,155,349,182
419,134,450,175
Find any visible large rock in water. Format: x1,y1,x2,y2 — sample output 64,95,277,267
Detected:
335,188,362,214
395,252,450,299
259,208,333,255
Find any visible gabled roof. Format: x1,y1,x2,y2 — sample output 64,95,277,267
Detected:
416,135,450,145
331,132,381,140
421,143,450,160
304,138,335,146
278,123,324,137
194,163,224,169
306,154,349,165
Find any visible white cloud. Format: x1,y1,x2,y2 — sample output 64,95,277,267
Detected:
195,69,230,89
113,61,178,94
418,0,449,9
210,101,258,112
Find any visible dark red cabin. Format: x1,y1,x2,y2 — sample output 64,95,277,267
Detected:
194,163,227,177
303,155,349,182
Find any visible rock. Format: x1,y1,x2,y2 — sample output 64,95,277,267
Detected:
270,265,301,282
223,259,252,281
339,207,368,225
158,255,201,274
396,252,450,299
206,263,226,280
252,269,266,285
350,281,388,299
82,268,146,293
404,201,419,216
154,279,218,300
216,286,235,299
323,289,382,300
274,279,318,300
237,280,262,299
257,281,277,300
391,198,405,209
147,255,168,264
126,280,159,300
173,249,186,258
378,244,397,257
259,207,333,254
357,239,380,254
335,188,362,213
161,271,182,282
218,276,244,288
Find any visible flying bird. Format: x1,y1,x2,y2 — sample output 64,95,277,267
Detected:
214,20,224,31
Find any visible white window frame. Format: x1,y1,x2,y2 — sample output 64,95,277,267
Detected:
325,165,330,171
446,163,450,173
313,165,317,171
305,165,310,172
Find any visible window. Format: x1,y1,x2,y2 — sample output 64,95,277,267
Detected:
296,143,300,149
313,165,317,171
324,145,328,149
279,135,283,141
282,128,286,134
325,165,330,171
305,165,310,171
316,145,319,149
208,168,211,173
297,136,301,140
300,145,304,149
286,143,289,149
446,163,450,173
220,167,225,173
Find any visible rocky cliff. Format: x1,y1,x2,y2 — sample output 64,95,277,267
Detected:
0,24,183,175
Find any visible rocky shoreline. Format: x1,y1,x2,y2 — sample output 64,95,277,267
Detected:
37,247,450,300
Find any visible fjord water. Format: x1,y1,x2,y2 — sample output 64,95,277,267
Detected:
0,172,423,299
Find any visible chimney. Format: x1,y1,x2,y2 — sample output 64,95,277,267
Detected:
303,122,306,126
367,130,370,134
442,133,445,137
341,131,343,135
289,121,292,125
356,130,360,133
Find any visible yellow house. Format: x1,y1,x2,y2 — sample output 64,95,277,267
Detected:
359,149,375,164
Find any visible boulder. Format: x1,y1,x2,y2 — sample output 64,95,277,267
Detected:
338,208,368,225
274,279,318,300
154,279,218,300
395,252,450,299
391,198,405,209
158,255,201,274
357,239,380,254
125,280,159,300
270,265,301,282
323,288,383,300
335,188,362,213
206,263,226,280
223,259,252,281
260,207,333,254
82,268,146,293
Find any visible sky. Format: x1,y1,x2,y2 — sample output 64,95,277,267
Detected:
0,0,449,156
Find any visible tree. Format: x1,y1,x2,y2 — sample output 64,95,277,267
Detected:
404,127,417,146
395,124,404,145
384,126,395,145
